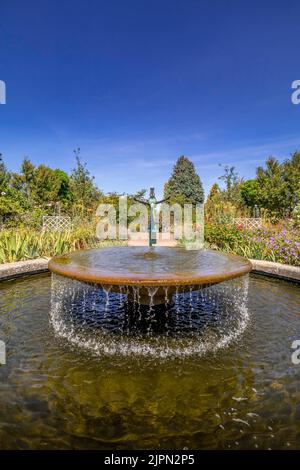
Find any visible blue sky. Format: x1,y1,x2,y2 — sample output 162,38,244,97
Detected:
0,0,300,198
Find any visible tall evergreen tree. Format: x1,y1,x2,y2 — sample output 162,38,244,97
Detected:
21,158,35,200
164,156,204,205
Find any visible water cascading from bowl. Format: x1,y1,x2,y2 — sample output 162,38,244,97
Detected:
49,247,252,357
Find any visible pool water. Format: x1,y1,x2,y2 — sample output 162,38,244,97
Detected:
0,273,299,450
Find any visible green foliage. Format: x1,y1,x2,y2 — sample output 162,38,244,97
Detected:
283,151,300,211
54,169,73,205
164,156,204,205
240,179,260,208
218,165,242,204
0,156,25,220
70,148,102,215
7,207,49,229
256,157,289,219
205,223,244,249
207,182,220,199
10,159,72,210
30,165,61,206
205,165,248,221
20,158,35,197
205,183,220,217
0,153,10,191
206,152,300,222
252,153,300,220
205,183,239,220
0,227,125,263
0,150,104,226
0,192,23,219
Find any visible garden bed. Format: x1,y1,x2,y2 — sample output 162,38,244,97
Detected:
205,222,300,267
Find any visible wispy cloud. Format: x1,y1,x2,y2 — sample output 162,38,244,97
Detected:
72,133,300,196
191,136,300,166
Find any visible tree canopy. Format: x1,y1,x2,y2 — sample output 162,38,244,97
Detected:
206,152,300,221
164,156,204,205
0,150,102,224
1,148,299,227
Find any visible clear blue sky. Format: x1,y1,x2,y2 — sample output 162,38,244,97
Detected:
1,0,300,198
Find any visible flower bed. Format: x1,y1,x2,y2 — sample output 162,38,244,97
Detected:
205,222,300,267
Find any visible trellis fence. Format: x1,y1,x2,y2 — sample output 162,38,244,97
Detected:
42,216,72,232
234,218,263,230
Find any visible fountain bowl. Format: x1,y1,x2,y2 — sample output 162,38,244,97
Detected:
48,247,252,305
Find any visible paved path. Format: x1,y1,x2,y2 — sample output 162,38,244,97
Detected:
127,233,177,247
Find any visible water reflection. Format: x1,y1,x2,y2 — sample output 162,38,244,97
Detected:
0,274,299,449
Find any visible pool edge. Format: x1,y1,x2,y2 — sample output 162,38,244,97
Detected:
0,257,299,284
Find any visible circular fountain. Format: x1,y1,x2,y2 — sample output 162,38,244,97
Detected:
48,247,252,357
1,251,300,448
49,247,252,305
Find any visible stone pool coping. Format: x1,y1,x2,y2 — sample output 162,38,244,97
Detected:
250,259,300,283
0,257,299,283
0,258,49,281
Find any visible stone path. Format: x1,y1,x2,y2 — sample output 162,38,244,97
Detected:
127,233,177,247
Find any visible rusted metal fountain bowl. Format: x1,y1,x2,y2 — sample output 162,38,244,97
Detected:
48,247,252,305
